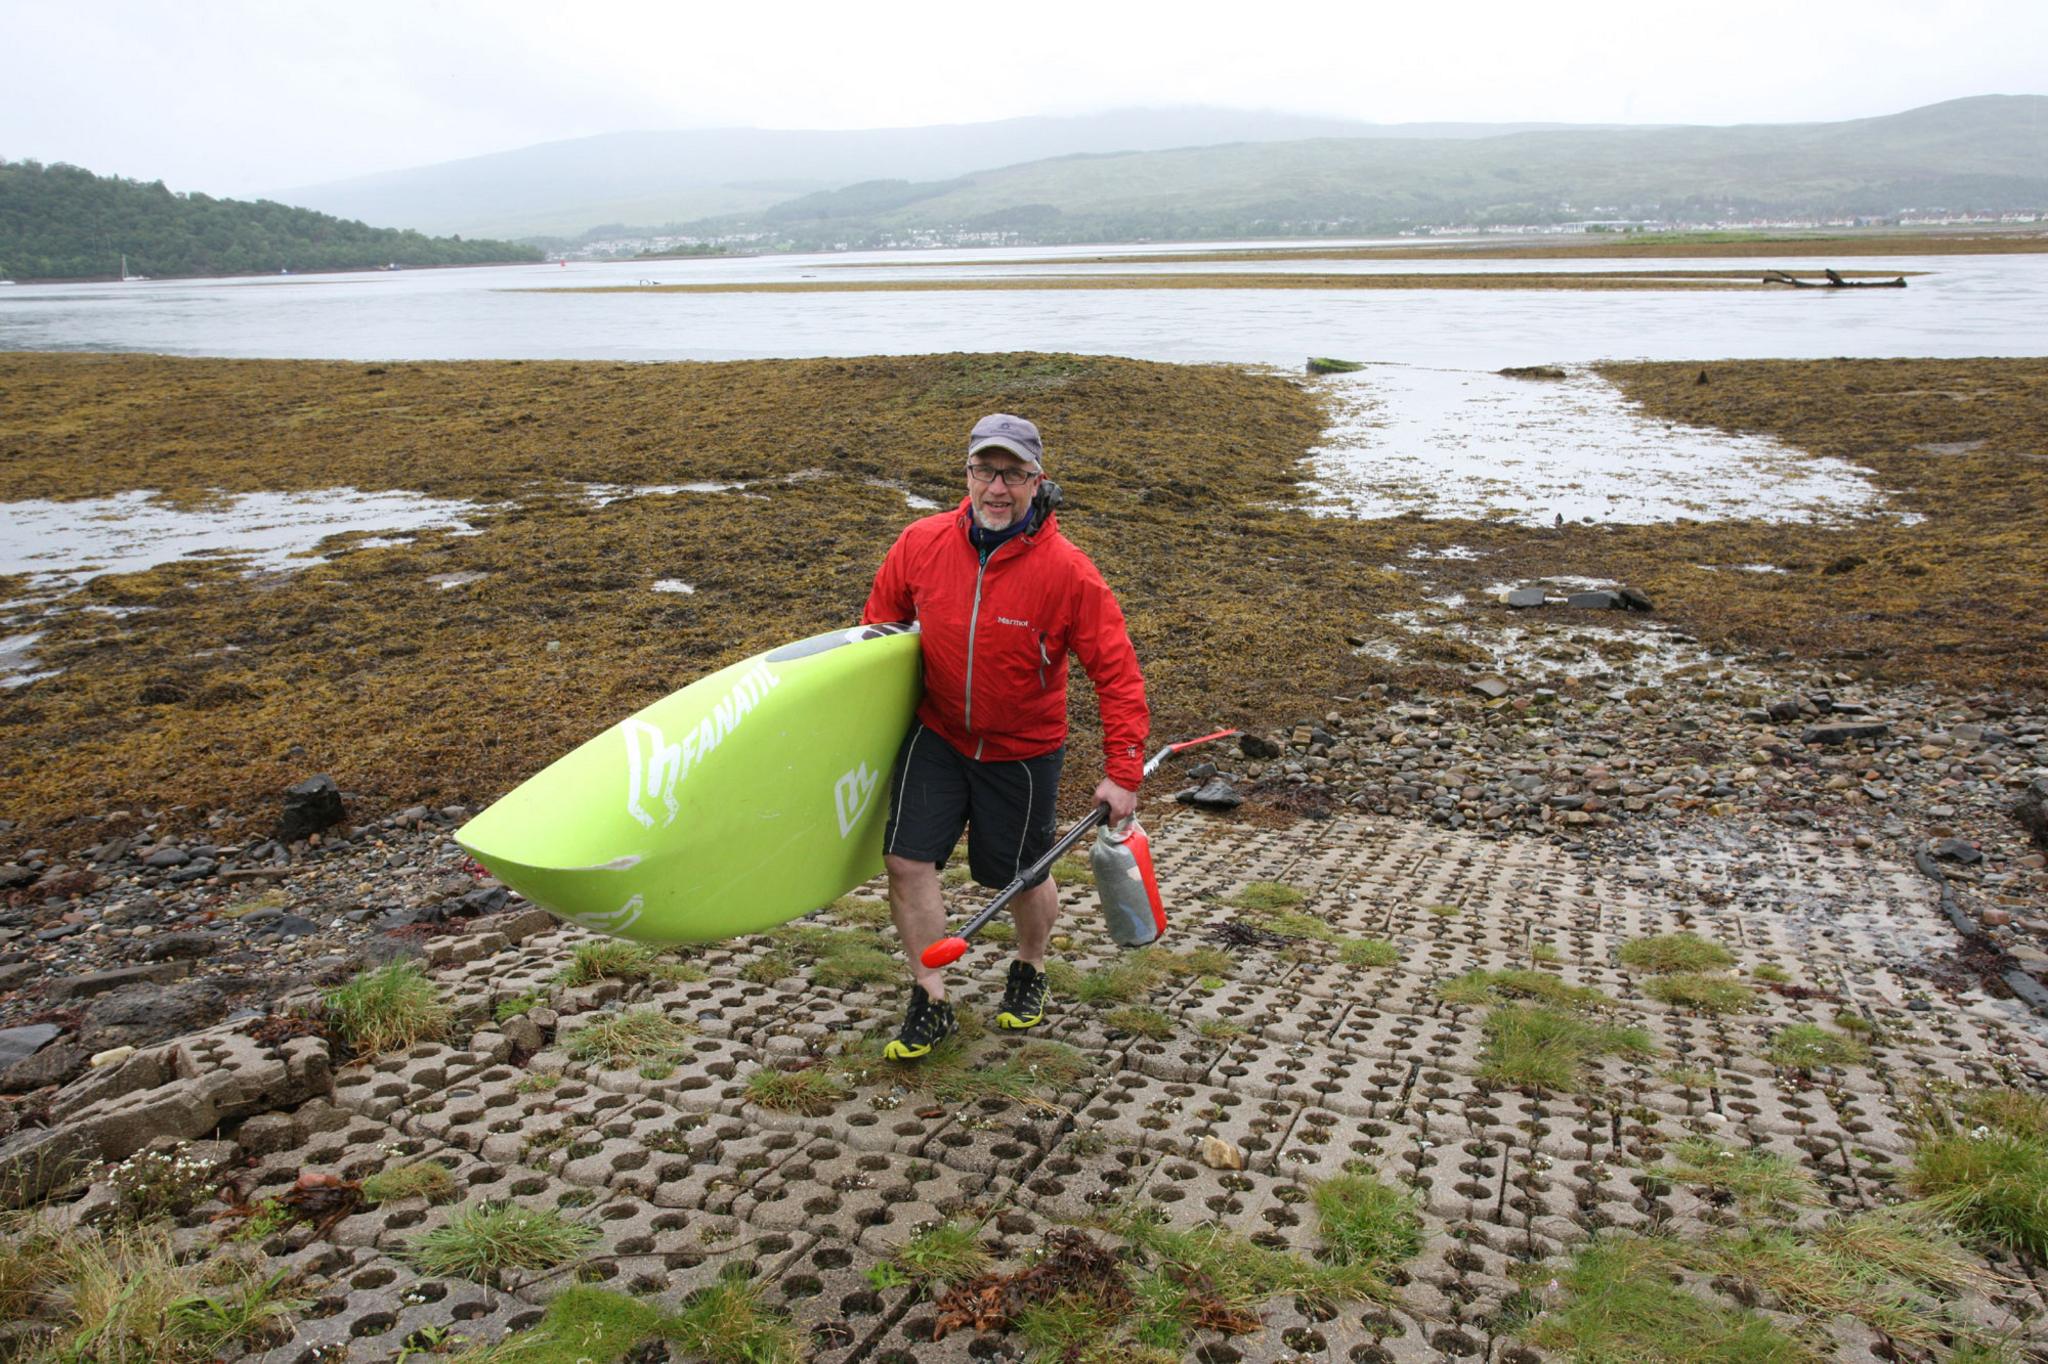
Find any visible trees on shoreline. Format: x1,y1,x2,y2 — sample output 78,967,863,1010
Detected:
0,160,541,281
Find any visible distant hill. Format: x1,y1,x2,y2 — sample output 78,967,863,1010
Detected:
698,95,2048,249
276,108,1598,240
0,160,541,281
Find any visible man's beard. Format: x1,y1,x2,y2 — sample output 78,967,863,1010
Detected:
973,504,1015,531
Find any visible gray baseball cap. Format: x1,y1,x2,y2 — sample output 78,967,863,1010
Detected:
967,413,1043,470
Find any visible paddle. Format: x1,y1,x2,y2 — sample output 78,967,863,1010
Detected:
919,728,1241,969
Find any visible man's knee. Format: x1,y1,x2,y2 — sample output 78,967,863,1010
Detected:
885,853,939,885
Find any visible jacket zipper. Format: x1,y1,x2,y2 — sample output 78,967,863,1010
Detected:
962,526,1029,746
965,555,989,737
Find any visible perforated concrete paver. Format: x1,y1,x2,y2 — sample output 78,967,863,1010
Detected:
60,808,2048,1361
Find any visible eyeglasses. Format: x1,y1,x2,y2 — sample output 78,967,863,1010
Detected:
967,463,1040,487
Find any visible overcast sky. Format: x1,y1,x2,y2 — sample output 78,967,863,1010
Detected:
5,0,2042,198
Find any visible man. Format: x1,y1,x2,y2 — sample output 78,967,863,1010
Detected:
862,413,1149,1061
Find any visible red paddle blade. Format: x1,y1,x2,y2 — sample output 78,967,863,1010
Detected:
921,937,969,969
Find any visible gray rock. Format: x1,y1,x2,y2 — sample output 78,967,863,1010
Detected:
1567,590,1622,610
278,774,346,843
1238,732,1282,760
1617,586,1655,612
1929,838,1984,865
249,913,320,939
0,1042,88,1094
143,847,190,868
0,962,34,990
0,1125,99,1208
2016,777,2048,850
78,979,228,1052
0,1024,63,1069
1176,778,1244,810
0,865,36,891
1802,721,1890,746
1505,587,1547,609
501,1014,546,1054
233,1111,302,1157
45,962,193,1002
142,932,226,962
1471,676,1511,700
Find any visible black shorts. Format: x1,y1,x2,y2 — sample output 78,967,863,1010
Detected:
883,722,1066,889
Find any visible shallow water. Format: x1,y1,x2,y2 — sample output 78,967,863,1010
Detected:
0,487,484,590
1304,365,1903,526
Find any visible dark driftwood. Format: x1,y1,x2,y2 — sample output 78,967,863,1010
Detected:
1763,269,1907,289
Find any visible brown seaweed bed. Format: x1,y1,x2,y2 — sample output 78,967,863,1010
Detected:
0,351,2043,854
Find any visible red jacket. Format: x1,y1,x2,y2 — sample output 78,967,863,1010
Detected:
863,498,1150,789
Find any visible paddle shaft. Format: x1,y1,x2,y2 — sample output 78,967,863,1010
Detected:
937,729,1238,955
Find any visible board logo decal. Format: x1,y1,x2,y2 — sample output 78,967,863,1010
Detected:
624,660,781,828
570,893,644,934
834,761,880,838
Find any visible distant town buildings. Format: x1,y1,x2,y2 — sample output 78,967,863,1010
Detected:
559,207,2043,259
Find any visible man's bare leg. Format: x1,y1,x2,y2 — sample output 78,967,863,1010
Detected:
1011,876,1061,969
885,854,949,1001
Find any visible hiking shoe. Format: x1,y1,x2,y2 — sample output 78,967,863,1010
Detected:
883,985,956,1061
995,959,1049,1030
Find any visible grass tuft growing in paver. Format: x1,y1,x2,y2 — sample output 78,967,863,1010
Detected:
1520,1236,1816,1363
361,1160,458,1205
404,1202,599,1287
1339,937,1399,968
926,1040,1092,1107
1439,968,1616,1012
1643,972,1756,1015
323,962,452,1055
745,1067,850,1116
670,1273,806,1364
1104,1006,1175,1039
1702,1218,1991,1351
1660,1138,1817,1214
0,1221,303,1363
1225,881,1304,911
1052,854,1095,887
1619,931,1737,974
562,1008,696,1068
1957,1087,2048,1141
1765,1023,1868,1071
842,1034,1091,1109
443,1284,667,1363
1073,950,1173,1004
889,1219,993,1287
829,894,892,927
556,939,664,986
1910,1107,2048,1258
1311,1173,1424,1271
763,924,902,988
443,1281,803,1364
1107,1208,1394,1349
1480,1005,1654,1092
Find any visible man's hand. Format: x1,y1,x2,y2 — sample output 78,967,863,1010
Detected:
1094,778,1138,825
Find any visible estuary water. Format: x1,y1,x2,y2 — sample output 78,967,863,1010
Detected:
2,242,2043,368
0,241,2041,547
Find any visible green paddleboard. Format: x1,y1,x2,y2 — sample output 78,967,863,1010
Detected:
456,623,922,944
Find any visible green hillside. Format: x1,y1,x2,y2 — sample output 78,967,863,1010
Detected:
693,95,2048,248
0,160,542,281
